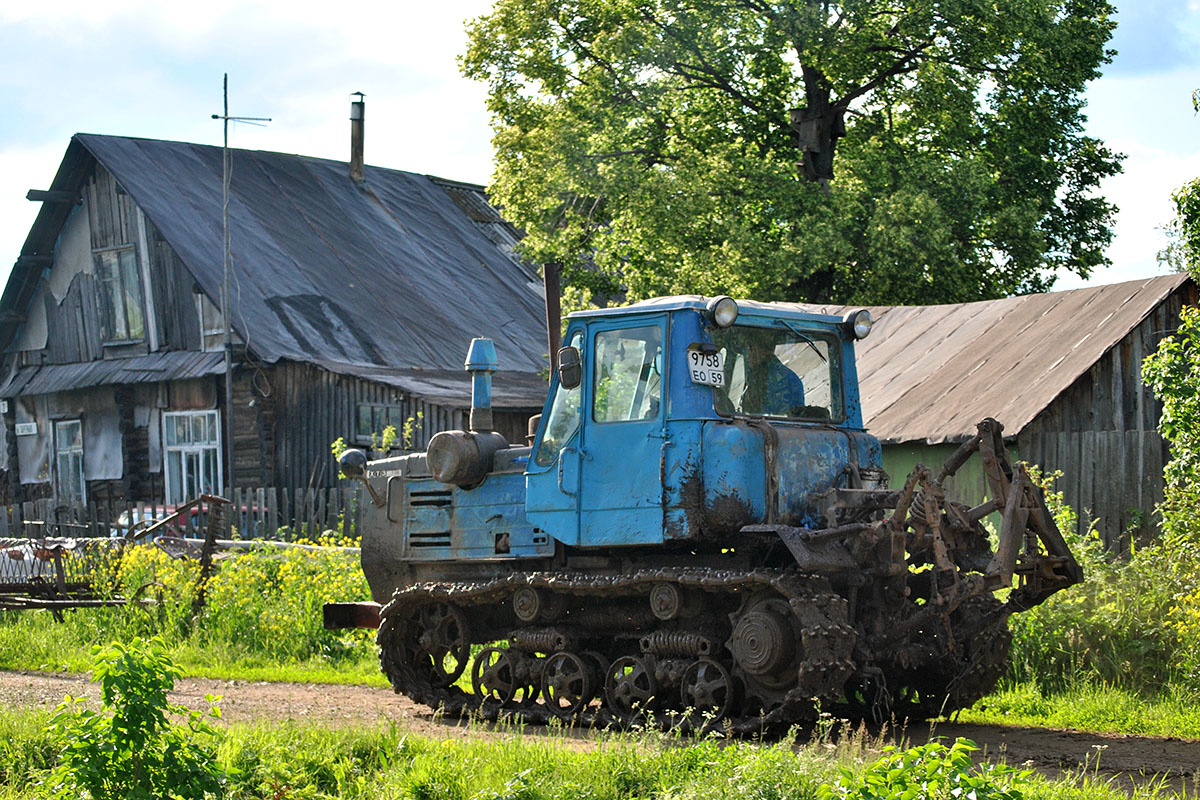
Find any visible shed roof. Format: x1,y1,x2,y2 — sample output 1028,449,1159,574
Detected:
792,273,1193,444
4,134,549,407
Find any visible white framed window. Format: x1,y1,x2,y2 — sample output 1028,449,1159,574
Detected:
163,410,222,504
54,419,85,505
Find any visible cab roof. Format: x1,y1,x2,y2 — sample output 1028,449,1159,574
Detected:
567,295,850,326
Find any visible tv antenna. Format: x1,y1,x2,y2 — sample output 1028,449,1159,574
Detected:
212,73,270,497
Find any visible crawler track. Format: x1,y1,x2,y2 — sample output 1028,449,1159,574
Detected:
377,567,858,734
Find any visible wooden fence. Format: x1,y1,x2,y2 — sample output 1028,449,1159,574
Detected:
0,486,365,541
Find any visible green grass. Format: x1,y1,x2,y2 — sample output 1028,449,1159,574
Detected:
0,610,387,687
961,681,1200,739
0,706,1189,800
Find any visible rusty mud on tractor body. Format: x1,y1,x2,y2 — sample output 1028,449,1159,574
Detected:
326,297,1082,730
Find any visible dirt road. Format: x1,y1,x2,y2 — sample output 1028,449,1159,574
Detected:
1,669,1194,793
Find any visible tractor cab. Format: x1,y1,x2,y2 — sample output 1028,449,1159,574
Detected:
524,296,883,548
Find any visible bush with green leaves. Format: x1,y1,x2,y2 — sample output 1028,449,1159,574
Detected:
817,738,1030,800
43,638,224,800
1005,468,1182,693
1142,303,1200,683
1144,304,1200,546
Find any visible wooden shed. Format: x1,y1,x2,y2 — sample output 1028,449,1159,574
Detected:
801,274,1197,547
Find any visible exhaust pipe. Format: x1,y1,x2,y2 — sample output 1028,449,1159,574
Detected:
425,338,509,488
465,337,497,433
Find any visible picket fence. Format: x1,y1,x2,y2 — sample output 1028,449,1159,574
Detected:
0,486,365,541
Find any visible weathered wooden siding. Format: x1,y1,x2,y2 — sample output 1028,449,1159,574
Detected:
40,164,204,365
86,165,140,252
43,272,103,364
147,226,203,352
1018,280,1197,548
494,410,538,447
230,369,273,489
263,362,469,491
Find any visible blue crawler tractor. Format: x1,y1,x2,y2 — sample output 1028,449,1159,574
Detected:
327,296,1081,730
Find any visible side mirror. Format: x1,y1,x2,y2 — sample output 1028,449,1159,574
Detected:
338,448,368,480
558,346,582,390
338,448,384,508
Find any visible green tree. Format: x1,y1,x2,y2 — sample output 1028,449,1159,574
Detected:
463,0,1122,305
1162,177,1200,274
1149,89,1200,537
1144,305,1200,544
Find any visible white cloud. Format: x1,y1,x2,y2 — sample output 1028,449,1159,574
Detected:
1055,140,1200,289
0,0,498,282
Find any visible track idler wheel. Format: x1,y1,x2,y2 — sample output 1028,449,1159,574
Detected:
680,658,734,729
729,597,799,699
471,647,538,706
541,651,594,719
605,655,659,724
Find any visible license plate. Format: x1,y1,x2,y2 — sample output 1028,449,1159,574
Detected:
687,347,725,386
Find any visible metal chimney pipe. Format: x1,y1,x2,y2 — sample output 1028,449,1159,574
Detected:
350,92,365,184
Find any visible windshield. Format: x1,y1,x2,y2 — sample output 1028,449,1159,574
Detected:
711,324,841,421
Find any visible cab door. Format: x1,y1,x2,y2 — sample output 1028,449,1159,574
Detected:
578,318,667,547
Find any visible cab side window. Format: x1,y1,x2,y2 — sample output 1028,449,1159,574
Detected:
593,326,662,423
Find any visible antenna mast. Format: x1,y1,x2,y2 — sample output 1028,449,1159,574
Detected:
212,73,270,500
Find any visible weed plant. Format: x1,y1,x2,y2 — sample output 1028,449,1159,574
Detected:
1004,518,1181,693
983,463,1200,735
43,638,224,799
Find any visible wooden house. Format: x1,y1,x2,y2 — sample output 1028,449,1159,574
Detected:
801,273,1198,547
0,129,549,513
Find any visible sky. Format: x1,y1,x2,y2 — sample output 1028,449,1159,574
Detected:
0,1,1198,294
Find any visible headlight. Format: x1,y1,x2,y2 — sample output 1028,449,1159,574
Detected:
843,309,873,340
706,296,739,328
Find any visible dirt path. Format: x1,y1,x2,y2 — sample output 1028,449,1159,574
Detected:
1,669,1195,793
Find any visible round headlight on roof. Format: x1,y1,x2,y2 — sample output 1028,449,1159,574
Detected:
843,309,873,340
706,295,739,328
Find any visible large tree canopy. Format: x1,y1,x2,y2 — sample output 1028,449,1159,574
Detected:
462,0,1122,305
